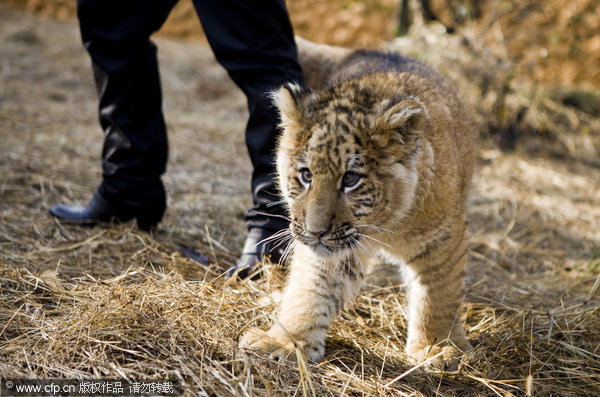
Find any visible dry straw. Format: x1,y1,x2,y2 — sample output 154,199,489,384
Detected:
1,259,599,396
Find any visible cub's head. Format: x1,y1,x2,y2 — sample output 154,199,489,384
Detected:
273,79,428,257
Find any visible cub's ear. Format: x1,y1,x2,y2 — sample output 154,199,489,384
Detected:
372,98,428,143
271,83,306,132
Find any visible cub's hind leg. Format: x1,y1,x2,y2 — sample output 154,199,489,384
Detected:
241,245,366,362
403,233,471,369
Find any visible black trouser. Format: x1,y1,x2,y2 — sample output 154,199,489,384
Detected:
77,0,303,232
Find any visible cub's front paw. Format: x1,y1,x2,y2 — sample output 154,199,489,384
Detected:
405,343,467,371
240,327,297,363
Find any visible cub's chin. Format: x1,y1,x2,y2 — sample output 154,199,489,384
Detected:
301,240,353,262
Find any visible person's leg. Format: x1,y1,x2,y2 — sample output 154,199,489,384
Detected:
192,0,304,276
50,0,178,230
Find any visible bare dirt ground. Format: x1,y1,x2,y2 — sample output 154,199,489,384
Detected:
13,0,600,88
1,4,599,396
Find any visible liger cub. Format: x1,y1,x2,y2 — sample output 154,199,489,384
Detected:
240,38,474,368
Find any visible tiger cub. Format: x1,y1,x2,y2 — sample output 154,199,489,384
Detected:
240,38,474,368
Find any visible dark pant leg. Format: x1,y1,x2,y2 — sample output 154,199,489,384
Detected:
77,0,178,211
191,0,304,233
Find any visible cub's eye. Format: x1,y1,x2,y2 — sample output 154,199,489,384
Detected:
300,168,313,184
342,171,361,189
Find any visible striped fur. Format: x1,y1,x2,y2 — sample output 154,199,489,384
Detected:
240,39,474,368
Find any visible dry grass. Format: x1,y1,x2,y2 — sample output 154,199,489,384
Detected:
1,5,599,396
1,262,599,396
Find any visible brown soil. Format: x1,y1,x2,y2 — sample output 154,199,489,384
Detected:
5,0,600,88
1,3,599,396
426,0,600,89
8,0,400,47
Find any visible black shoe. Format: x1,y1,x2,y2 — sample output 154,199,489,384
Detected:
226,228,285,279
49,192,164,231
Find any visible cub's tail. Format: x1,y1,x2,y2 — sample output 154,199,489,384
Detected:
295,36,351,89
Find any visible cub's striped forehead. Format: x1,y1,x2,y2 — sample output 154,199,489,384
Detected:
302,120,367,174
276,74,428,186
290,96,372,171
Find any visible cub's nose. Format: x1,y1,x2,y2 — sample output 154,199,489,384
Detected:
306,225,330,238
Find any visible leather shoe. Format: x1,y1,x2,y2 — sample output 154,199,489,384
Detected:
227,227,286,279
49,192,164,231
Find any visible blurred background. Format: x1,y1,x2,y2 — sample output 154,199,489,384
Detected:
5,0,599,89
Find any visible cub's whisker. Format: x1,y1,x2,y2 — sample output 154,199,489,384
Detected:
350,236,374,258
280,239,297,266
356,224,394,234
357,233,393,250
258,228,291,245
246,210,291,222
